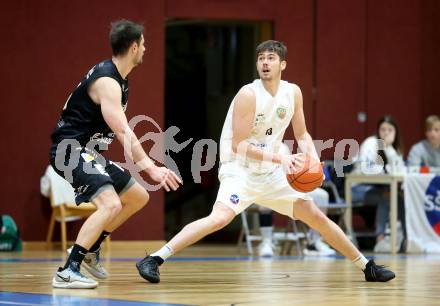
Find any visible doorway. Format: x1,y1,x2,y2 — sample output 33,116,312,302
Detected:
164,19,272,240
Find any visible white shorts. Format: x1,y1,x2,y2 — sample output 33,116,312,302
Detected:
216,162,312,218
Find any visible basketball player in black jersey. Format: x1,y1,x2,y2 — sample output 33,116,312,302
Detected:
50,20,181,289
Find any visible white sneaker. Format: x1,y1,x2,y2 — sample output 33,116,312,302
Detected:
374,238,391,253
52,262,98,289
67,247,108,279
314,239,336,255
303,244,319,256
258,240,274,257
303,239,336,256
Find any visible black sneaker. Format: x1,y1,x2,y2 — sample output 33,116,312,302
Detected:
363,259,395,282
136,255,161,283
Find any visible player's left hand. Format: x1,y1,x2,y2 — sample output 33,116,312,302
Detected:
147,166,182,192
280,153,306,174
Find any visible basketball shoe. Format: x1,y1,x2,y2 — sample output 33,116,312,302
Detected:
303,239,336,256
52,261,98,289
363,259,396,282
136,255,161,283
67,247,108,279
258,239,275,257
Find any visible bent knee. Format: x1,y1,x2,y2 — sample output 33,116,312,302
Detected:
131,187,150,210
311,211,328,226
140,188,150,206
110,198,123,214
210,216,231,230
100,199,122,217
294,200,328,226
209,213,233,230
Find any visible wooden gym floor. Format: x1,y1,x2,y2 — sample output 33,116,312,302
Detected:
0,242,439,306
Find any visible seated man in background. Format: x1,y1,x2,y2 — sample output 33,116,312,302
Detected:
408,115,440,167
257,187,335,257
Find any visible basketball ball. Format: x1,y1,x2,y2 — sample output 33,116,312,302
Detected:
286,155,324,193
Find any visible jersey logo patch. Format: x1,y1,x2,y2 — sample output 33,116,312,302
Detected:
75,185,90,196
276,107,287,119
230,194,240,205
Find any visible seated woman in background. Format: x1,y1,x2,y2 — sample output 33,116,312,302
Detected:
352,115,406,252
407,115,440,168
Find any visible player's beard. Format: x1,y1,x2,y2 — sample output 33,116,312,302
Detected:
259,66,281,81
259,70,280,81
259,70,271,80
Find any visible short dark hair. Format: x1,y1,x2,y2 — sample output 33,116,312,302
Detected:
110,20,144,56
256,40,287,61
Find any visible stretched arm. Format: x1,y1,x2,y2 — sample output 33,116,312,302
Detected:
88,77,181,191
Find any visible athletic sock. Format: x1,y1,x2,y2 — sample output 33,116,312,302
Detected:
151,244,174,262
259,212,273,227
89,231,110,252
260,226,273,243
352,254,369,270
63,243,88,270
259,212,273,243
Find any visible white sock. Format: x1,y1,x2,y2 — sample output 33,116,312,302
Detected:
260,226,273,243
352,254,369,270
151,244,174,261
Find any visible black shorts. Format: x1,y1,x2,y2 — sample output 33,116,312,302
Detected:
50,147,134,205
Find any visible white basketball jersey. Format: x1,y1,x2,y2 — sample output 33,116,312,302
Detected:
219,79,295,173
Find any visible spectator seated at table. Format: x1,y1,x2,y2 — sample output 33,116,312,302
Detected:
352,115,406,252
407,115,440,168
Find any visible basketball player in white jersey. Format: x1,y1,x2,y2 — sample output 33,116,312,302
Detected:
137,40,395,282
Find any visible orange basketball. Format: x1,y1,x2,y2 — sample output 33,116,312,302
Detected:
286,155,324,193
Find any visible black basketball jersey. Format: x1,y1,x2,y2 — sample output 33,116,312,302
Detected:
50,60,128,157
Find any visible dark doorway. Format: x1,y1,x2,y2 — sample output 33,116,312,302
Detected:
164,19,272,241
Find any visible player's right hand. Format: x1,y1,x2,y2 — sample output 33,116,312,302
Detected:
146,165,182,192
280,153,306,174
